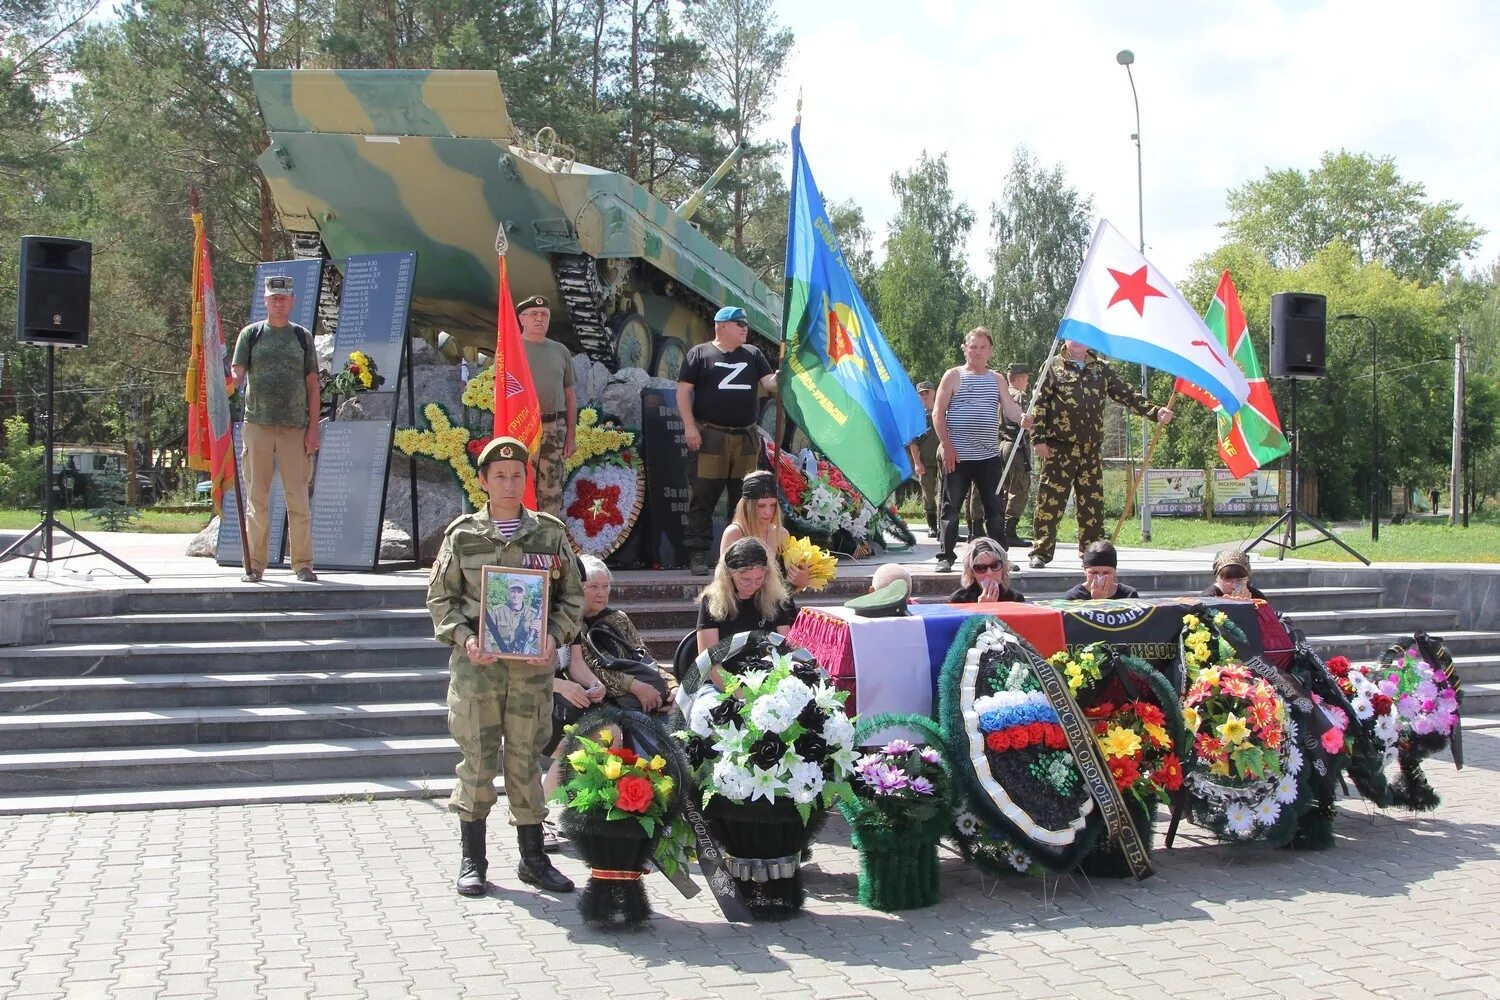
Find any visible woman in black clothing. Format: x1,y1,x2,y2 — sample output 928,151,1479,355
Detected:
696,537,797,653
1200,547,1267,601
947,538,1025,604
1063,541,1140,600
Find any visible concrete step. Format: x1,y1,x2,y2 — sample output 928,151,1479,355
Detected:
0,636,450,679
0,701,448,751
1279,607,1461,634
0,669,447,713
1302,630,1499,662
121,582,430,614
0,774,455,816
49,607,436,643
1449,681,1500,715
0,736,458,794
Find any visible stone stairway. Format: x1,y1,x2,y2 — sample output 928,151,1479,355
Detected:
0,565,1493,814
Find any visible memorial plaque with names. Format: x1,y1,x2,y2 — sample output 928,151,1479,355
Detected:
330,252,415,385
309,421,395,571
640,387,692,568
216,422,288,568
247,259,323,332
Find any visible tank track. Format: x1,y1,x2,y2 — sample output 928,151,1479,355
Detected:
291,231,342,338
551,253,617,368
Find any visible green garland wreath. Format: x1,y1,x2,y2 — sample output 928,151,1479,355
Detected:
840,713,956,911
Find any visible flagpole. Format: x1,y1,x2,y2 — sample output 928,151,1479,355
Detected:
1111,388,1176,542
772,92,802,494
995,334,1065,542
190,185,250,565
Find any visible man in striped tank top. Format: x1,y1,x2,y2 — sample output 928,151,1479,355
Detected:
932,327,1027,572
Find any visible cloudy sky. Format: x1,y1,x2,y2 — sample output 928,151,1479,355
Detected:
766,0,1499,282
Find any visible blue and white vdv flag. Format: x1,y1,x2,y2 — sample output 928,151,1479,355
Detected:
1058,220,1250,415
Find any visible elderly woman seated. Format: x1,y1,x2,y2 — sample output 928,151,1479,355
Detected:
1201,548,1267,601
947,538,1025,604
1063,541,1140,600
696,537,797,654
571,555,676,714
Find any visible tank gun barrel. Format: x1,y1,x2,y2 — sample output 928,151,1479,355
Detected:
678,141,750,221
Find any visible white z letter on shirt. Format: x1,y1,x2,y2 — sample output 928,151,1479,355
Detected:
714,361,750,389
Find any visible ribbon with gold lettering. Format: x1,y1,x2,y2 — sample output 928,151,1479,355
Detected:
1030,649,1154,880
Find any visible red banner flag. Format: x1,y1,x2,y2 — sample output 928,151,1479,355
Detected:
493,254,542,508
185,209,236,513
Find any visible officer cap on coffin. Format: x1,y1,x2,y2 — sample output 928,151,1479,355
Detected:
477,436,530,467
843,578,909,618
517,294,550,314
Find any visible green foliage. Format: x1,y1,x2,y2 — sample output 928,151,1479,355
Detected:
1222,150,1484,283
984,147,1095,370
85,467,142,531
0,415,44,509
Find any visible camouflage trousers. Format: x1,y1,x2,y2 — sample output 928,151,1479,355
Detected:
686,424,760,553
1029,443,1104,564
919,462,940,528
966,441,1030,536
446,648,554,825
533,418,569,518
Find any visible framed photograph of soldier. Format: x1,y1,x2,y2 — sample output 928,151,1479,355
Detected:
478,565,550,659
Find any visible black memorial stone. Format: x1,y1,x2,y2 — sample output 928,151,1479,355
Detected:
640,387,691,568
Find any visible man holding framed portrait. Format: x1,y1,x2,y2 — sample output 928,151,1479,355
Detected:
427,436,585,898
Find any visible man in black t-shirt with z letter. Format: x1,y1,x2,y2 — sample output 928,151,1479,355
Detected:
675,305,778,575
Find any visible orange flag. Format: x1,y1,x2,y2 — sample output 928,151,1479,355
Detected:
493,254,542,508
184,206,236,513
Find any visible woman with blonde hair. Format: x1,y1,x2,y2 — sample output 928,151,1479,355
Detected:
947,537,1025,604
719,470,813,590
695,537,797,654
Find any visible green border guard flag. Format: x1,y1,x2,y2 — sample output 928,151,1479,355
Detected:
781,124,926,504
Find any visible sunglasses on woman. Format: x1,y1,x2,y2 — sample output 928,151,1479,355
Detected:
972,561,1001,574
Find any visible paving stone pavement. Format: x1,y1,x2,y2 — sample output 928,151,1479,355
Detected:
1,729,1498,1000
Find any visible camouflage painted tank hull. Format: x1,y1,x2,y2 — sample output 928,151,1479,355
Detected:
252,69,783,368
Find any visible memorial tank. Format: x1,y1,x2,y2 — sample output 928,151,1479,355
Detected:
251,68,783,375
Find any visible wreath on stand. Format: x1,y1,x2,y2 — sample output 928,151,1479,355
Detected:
1326,632,1462,812
938,617,1154,879
561,410,644,559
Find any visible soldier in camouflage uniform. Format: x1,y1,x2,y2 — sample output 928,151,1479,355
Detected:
518,296,576,518
428,436,585,896
907,381,940,534
966,362,1033,546
1027,341,1173,568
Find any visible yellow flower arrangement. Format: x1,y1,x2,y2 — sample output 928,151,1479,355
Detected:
461,366,496,410
780,535,838,591
349,350,375,389
1216,713,1250,745
1048,644,1104,695
1182,705,1200,732
565,409,634,473
392,403,487,508
1098,726,1143,760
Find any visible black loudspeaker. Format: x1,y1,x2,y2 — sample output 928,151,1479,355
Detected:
17,236,92,348
1268,292,1326,379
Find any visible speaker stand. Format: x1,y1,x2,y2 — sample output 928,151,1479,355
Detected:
1245,379,1368,566
0,347,151,582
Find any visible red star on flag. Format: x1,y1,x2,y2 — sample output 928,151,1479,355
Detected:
1106,265,1167,317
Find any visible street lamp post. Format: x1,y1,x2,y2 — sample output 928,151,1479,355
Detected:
1336,313,1380,543
1116,48,1151,541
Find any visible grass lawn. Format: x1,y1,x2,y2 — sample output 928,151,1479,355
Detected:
0,508,211,534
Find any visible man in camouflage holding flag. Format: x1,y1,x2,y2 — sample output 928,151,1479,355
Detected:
1027,340,1173,568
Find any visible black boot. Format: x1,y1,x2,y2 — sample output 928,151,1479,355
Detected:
456,818,488,897
517,824,575,893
